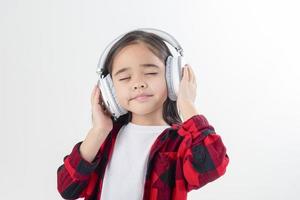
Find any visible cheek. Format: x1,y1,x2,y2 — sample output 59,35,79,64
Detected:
152,78,168,97
154,75,167,89
113,84,129,102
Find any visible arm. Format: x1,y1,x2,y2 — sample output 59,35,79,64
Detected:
177,112,230,192
57,127,109,199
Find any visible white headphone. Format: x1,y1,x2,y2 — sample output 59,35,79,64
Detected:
96,28,187,121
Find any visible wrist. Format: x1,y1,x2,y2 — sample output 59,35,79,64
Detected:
180,103,199,121
90,126,110,136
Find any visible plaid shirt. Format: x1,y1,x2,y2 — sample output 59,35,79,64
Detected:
57,114,229,200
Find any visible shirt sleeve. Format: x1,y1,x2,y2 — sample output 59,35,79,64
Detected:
177,114,230,192
57,141,101,199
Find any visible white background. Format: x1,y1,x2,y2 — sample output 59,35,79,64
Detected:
1,0,299,199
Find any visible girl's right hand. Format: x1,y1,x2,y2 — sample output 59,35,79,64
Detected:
90,83,113,133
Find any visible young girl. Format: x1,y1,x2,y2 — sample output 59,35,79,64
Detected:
57,29,229,200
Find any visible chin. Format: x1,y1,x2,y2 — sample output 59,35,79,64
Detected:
128,105,155,115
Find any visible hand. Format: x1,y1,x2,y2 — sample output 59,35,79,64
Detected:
176,64,199,120
90,83,113,133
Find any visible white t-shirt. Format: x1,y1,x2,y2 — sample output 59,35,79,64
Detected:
101,122,171,200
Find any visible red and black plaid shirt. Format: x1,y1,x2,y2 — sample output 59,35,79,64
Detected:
57,114,229,200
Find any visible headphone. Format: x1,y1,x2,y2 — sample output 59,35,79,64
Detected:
96,28,187,121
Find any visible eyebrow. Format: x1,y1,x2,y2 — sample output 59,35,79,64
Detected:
113,64,160,77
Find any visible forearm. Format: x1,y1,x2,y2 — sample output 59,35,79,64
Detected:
79,127,110,163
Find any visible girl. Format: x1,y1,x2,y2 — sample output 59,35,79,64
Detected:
57,29,229,200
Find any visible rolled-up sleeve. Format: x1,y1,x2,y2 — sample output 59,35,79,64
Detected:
57,142,101,199
177,114,230,192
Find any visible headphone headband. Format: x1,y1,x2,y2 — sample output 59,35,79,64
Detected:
96,28,184,76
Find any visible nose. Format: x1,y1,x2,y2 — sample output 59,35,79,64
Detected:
132,76,148,90
133,82,147,90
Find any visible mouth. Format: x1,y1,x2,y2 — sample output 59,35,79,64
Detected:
131,95,153,101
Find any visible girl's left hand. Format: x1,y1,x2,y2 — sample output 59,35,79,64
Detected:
176,64,197,114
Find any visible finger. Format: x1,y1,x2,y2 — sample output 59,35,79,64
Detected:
91,85,97,105
181,66,185,80
184,65,190,82
96,87,106,110
93,85,101,106
188,65,196,84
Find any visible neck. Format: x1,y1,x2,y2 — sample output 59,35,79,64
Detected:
130,110,168,126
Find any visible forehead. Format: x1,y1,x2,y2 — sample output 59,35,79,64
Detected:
112,43,164,76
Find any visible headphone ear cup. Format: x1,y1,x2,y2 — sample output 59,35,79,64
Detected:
165,55,182,101
107,75,128,118
98,75,128,120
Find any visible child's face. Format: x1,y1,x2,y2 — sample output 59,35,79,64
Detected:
111,42,168,116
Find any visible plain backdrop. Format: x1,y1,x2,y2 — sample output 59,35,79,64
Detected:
1,0,299,199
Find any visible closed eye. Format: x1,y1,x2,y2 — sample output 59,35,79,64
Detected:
119,77,129,81
118,73,158,81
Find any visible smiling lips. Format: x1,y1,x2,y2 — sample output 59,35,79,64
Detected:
131,94,153,101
